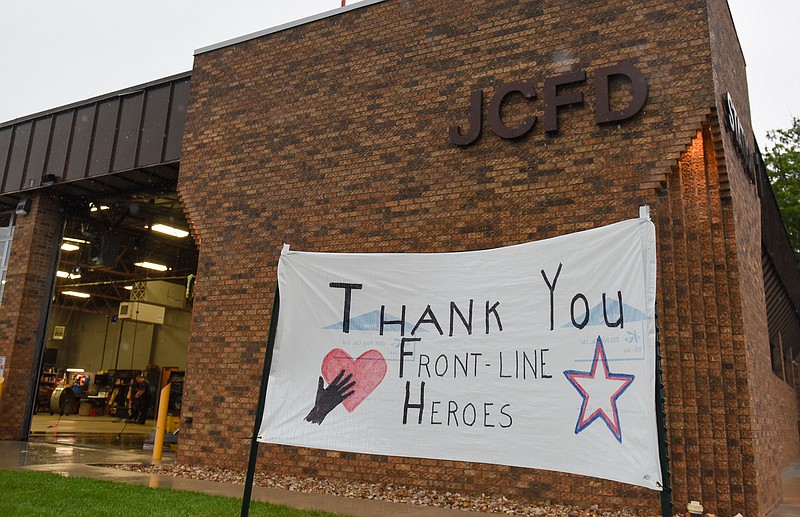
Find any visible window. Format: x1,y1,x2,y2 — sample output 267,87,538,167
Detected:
0,212,13,304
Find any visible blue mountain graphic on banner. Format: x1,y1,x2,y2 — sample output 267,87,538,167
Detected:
560,303,647,328
324,310,428,333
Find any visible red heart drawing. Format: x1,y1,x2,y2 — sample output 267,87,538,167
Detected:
321,348,387,412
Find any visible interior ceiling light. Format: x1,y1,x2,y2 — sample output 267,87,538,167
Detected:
62,290,90,298
135,261,169,272
61,243,80,252
57,270,81,279
124,285,133,290
63,237,90,244
89,204,110,212
150,223,189,238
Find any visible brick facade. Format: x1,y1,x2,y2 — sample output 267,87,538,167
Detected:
706,0,800,513
174,0,798,515
0,192,63,439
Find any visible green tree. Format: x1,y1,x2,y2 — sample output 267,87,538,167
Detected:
764,117,800,257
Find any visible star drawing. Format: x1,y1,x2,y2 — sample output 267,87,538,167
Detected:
563,336,635,443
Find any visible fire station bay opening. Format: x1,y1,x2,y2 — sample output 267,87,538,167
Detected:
31,189,197,443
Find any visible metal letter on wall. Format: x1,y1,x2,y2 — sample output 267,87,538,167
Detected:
488,81,537,139
722,92,758,185
544,70,587,133
449,90,483,146
595,62,648,124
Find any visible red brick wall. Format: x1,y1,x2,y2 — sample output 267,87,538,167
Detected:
705,0,800,514
178,0,795,514
0,193,62,439
656,122,754,515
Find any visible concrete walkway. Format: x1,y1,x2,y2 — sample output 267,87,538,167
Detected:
770,460,800,517
2,436,800,516
0,439,481,517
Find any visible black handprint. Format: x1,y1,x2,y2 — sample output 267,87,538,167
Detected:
304,369,356,424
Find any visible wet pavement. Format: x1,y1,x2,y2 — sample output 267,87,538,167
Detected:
0,439,481,517
5,419,800,517
30,432,153,451
30,413,153,437
9,437,154,466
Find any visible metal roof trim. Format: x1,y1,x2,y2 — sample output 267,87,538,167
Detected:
194,0,388,56
0,71,192,128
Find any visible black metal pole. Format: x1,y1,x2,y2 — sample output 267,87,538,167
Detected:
241,285,281,517
655,310,673,517
99,314,111,370
113,320,125,371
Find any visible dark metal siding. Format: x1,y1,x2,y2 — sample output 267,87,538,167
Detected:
0,72,190,207
46,112,75,179
138,84,172,166
0,129,12,191
7,121,32,192
764,253,800,351
28,118,53,182
760,154,800,360
113,93,145,171
164,79,190,162
89,99,120,176
66,105,96,181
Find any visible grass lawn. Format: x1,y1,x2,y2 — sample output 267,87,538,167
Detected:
0,470,351,517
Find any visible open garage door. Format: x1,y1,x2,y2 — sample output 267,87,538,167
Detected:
30,190,196,451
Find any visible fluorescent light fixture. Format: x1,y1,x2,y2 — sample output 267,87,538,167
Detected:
61,243,80,252
63,237,90,244
89,204,110,212
124,285,133,291
135,261,169,272
62,290,90,298
66,368,85,373
57,270,81,279
150,223,189,238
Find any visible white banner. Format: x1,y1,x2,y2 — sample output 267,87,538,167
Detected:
259,217,661,490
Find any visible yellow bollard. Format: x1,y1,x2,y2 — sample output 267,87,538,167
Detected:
152,383,171,464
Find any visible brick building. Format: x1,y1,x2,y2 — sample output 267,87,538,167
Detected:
1,1,799,515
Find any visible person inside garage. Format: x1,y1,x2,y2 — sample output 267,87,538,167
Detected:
70,374,89,413
128,373,151,424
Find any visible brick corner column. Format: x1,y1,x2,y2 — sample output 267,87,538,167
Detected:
0,193,63,440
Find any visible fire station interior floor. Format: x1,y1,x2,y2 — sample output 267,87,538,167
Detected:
28,414,161,454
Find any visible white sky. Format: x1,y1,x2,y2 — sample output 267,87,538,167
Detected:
0,0,797,148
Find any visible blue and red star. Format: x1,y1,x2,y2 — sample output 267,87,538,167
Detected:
563,336,635,443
